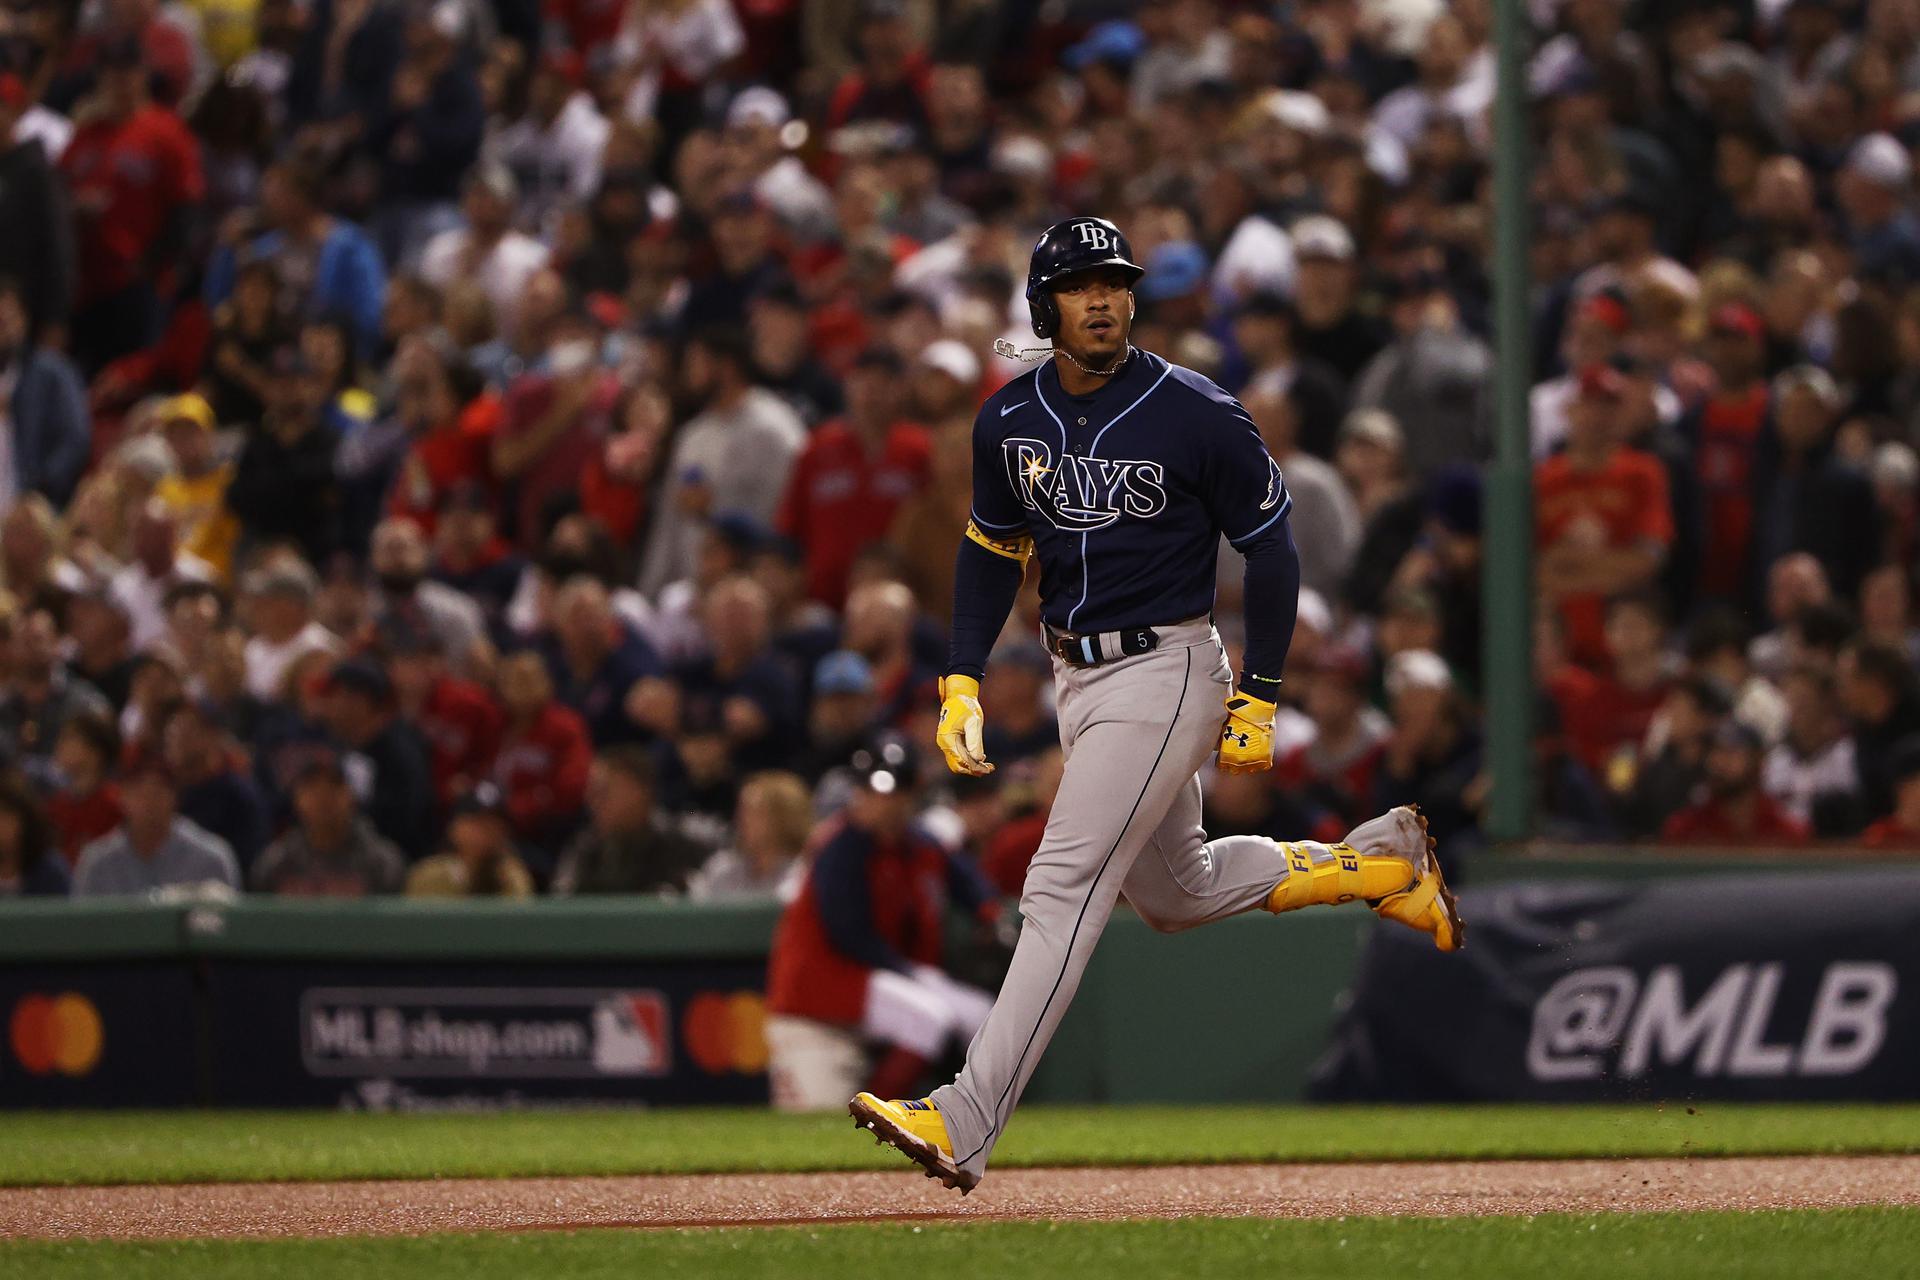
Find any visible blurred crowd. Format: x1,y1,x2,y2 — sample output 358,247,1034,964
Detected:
6,0,1920,902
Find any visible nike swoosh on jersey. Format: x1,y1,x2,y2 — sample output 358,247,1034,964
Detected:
1000,401,1029,416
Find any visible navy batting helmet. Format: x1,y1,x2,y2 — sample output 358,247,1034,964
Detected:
1025,217,1144,340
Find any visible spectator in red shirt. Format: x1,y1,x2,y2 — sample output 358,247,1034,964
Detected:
777,346,932,607
578,382,673,550
491,649,592,857
388,346,500,535
61,36,204,372
384,622,502,812
825,2,932,132
1534,364,1674,667
1662,720,1810,845
45,710,122,865
1860,741,1920,849
492,309,622,547
1681,303,1771,606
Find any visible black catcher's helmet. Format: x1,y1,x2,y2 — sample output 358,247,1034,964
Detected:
1025,216,1144,340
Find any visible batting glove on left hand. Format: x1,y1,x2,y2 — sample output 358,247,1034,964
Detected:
936,674,994,776
1217,690,1277,774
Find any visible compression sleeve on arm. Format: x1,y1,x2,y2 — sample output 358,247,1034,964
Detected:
946,535,1026,681
1238,515,1301,700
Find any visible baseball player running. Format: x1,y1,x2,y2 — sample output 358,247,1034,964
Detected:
850,216,1464,1192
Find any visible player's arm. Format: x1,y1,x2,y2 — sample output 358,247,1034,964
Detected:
1209,408,1302,774
938,410,1032,776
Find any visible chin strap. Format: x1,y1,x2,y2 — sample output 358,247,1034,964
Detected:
992,340,1134,377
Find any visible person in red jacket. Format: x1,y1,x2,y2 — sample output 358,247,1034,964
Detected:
384,622,502,813
776,346,932,607
491,650,592,859
765,737,996,1111
1662,721,1810,845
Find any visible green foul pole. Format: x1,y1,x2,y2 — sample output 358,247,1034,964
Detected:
1485,0,1534,842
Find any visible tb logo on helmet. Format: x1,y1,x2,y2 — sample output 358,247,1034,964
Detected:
1002,438,1167,530
1074,222,1113,250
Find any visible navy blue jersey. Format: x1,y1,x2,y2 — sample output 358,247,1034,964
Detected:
970,348,1292,634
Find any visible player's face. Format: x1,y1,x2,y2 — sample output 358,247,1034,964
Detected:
1052,268,1135,363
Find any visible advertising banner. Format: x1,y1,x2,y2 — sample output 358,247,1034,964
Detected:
0,965,198,1107
1311,871,1920,1102
204,960,771,1109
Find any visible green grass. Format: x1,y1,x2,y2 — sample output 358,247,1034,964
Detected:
5,1210,1919,1279
5,1103,1920,1187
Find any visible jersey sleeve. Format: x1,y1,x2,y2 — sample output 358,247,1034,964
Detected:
969,407,1028,536
1204,396,1293,551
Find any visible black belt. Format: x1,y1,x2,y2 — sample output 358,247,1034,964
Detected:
1042,624,1160,668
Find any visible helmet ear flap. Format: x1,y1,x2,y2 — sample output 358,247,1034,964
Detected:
1028,285,1059,339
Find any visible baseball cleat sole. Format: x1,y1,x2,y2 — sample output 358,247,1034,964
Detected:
1412,807,1465,951
848,1095,978,1194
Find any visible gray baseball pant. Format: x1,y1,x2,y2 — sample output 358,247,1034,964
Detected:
929,618,1290,1182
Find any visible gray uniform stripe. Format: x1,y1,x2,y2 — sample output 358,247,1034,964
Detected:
957,645,1194,1164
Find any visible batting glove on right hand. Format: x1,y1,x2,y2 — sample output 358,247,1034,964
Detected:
1217,690,1277,774
936,674,994,775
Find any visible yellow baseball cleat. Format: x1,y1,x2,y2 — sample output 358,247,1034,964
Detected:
848,1093,978,1193
1363,806,1465,952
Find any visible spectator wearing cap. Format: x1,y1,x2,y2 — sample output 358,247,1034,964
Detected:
551,745,714,894
688,769,812,901
46,711,123,864
822,0,932,132
386,622,501,812
430,480,527,625
1386,466,1484,691
484,49,609,239
543,576,662,747
0,773,68,897
1751,364,1879,604
655,576,799,773
1231,290,1347,461
158,697,270,870
638,327,805,598
980,642,1058,767
0,76,75,346
241,563,337,702
370,518,487,670
418,165,551,345
489,650,590,857
71,750,239,896
0,277,87,508
1534,363,1674,668
405,783,535,897
1287,217,1386,385
1352,258,1493,479
491,309,623,548
1763,664,1862,837
1371,648,1481,863
765,734,995,1108
151,394,239,582
59,35,204,373
749,283,844,429
1838,638,1920,822
683,192,789,333
1575,186,1698,311
318,658,435,857
1837,132,1920,287
1661,720,1809,844
776,345,931,608
1673,302,1772,609
0,606,111,769
1531,292,1672,459
226,360,345,566
798,649,880,782
204,159,386,360
251,750,406,895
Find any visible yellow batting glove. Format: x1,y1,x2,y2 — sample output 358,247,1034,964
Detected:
1217,690,1277,774
936,674,994,776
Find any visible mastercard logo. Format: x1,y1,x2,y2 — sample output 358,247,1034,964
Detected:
682,991,768,1075
9,993,105,1077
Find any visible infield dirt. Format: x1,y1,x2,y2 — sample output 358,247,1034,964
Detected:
4,1155,1918,1240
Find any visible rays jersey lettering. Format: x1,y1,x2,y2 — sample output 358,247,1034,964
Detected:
969,349,1292,633
1002,438,1167,530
